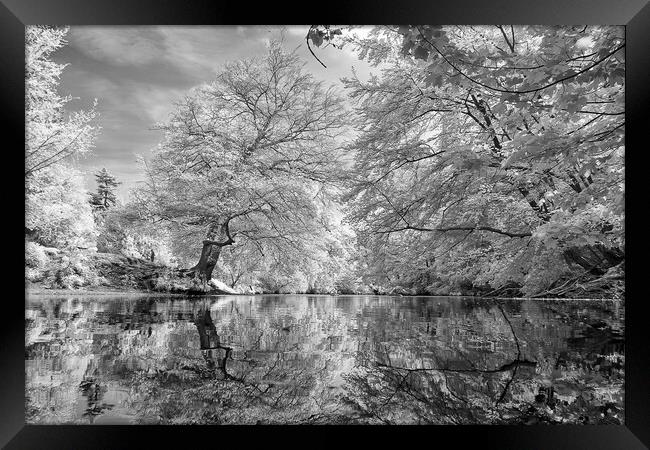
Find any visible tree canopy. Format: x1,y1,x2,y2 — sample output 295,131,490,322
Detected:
25,26,99,252
25,26,99,177
133,40,352,288
321,25,624,296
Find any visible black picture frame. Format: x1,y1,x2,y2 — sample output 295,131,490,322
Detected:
5,0,648,448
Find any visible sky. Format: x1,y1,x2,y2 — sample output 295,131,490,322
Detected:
52,26,376,201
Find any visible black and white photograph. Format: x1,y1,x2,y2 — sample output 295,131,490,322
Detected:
24,23,627,427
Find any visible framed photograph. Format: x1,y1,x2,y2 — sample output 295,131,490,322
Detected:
6,0,649,448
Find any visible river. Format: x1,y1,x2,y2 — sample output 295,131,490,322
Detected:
25,295,624,425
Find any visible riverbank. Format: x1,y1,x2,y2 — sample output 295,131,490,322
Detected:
26,285,190,297
24,285,623,302
25,250,624,301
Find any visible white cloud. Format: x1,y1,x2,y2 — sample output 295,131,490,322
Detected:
155,27,230,73
69,26,227,80
285,26,309,37
69,27,166,66
130,84,186,124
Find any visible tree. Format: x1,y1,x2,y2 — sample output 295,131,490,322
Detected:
25,26,99,177
134,40,348,287
317,25,624,296
89,168,121,211
25,164,97,249
25,26,99,252
94,203,176,265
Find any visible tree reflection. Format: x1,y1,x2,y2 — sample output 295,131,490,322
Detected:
126,303,348,424
79,379,114,422
341,302,624,424
25,296,624,424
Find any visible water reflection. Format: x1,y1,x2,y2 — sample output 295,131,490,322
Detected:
25,295,624,424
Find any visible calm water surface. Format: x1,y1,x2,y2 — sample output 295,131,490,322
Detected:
25,295,624,424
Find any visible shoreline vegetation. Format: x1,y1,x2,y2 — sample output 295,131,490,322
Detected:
25,251,623,300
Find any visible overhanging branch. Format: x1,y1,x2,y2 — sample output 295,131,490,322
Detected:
377,224,532,238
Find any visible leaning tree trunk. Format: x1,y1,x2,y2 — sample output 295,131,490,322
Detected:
188,220,236,287
194,243,222,283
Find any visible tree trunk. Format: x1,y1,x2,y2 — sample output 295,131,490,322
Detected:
194,307,232,376
193,242,222,283
189,220,236,286
194,308,220,350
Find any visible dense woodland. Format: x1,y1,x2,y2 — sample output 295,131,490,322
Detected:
25,25,625,298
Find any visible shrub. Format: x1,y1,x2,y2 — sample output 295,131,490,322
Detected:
26,164,97,249
25,267,44,283
29,249,99,289
25,241,48,269
58,273,85,289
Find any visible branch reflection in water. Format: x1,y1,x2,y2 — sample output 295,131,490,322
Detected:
25,295,624,425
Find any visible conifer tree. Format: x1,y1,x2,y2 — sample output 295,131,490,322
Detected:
90,168,121,211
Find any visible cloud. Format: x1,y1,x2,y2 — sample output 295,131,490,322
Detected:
285,26,309,37
129,83,186,124
69,27,167,66
69,26,225,87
